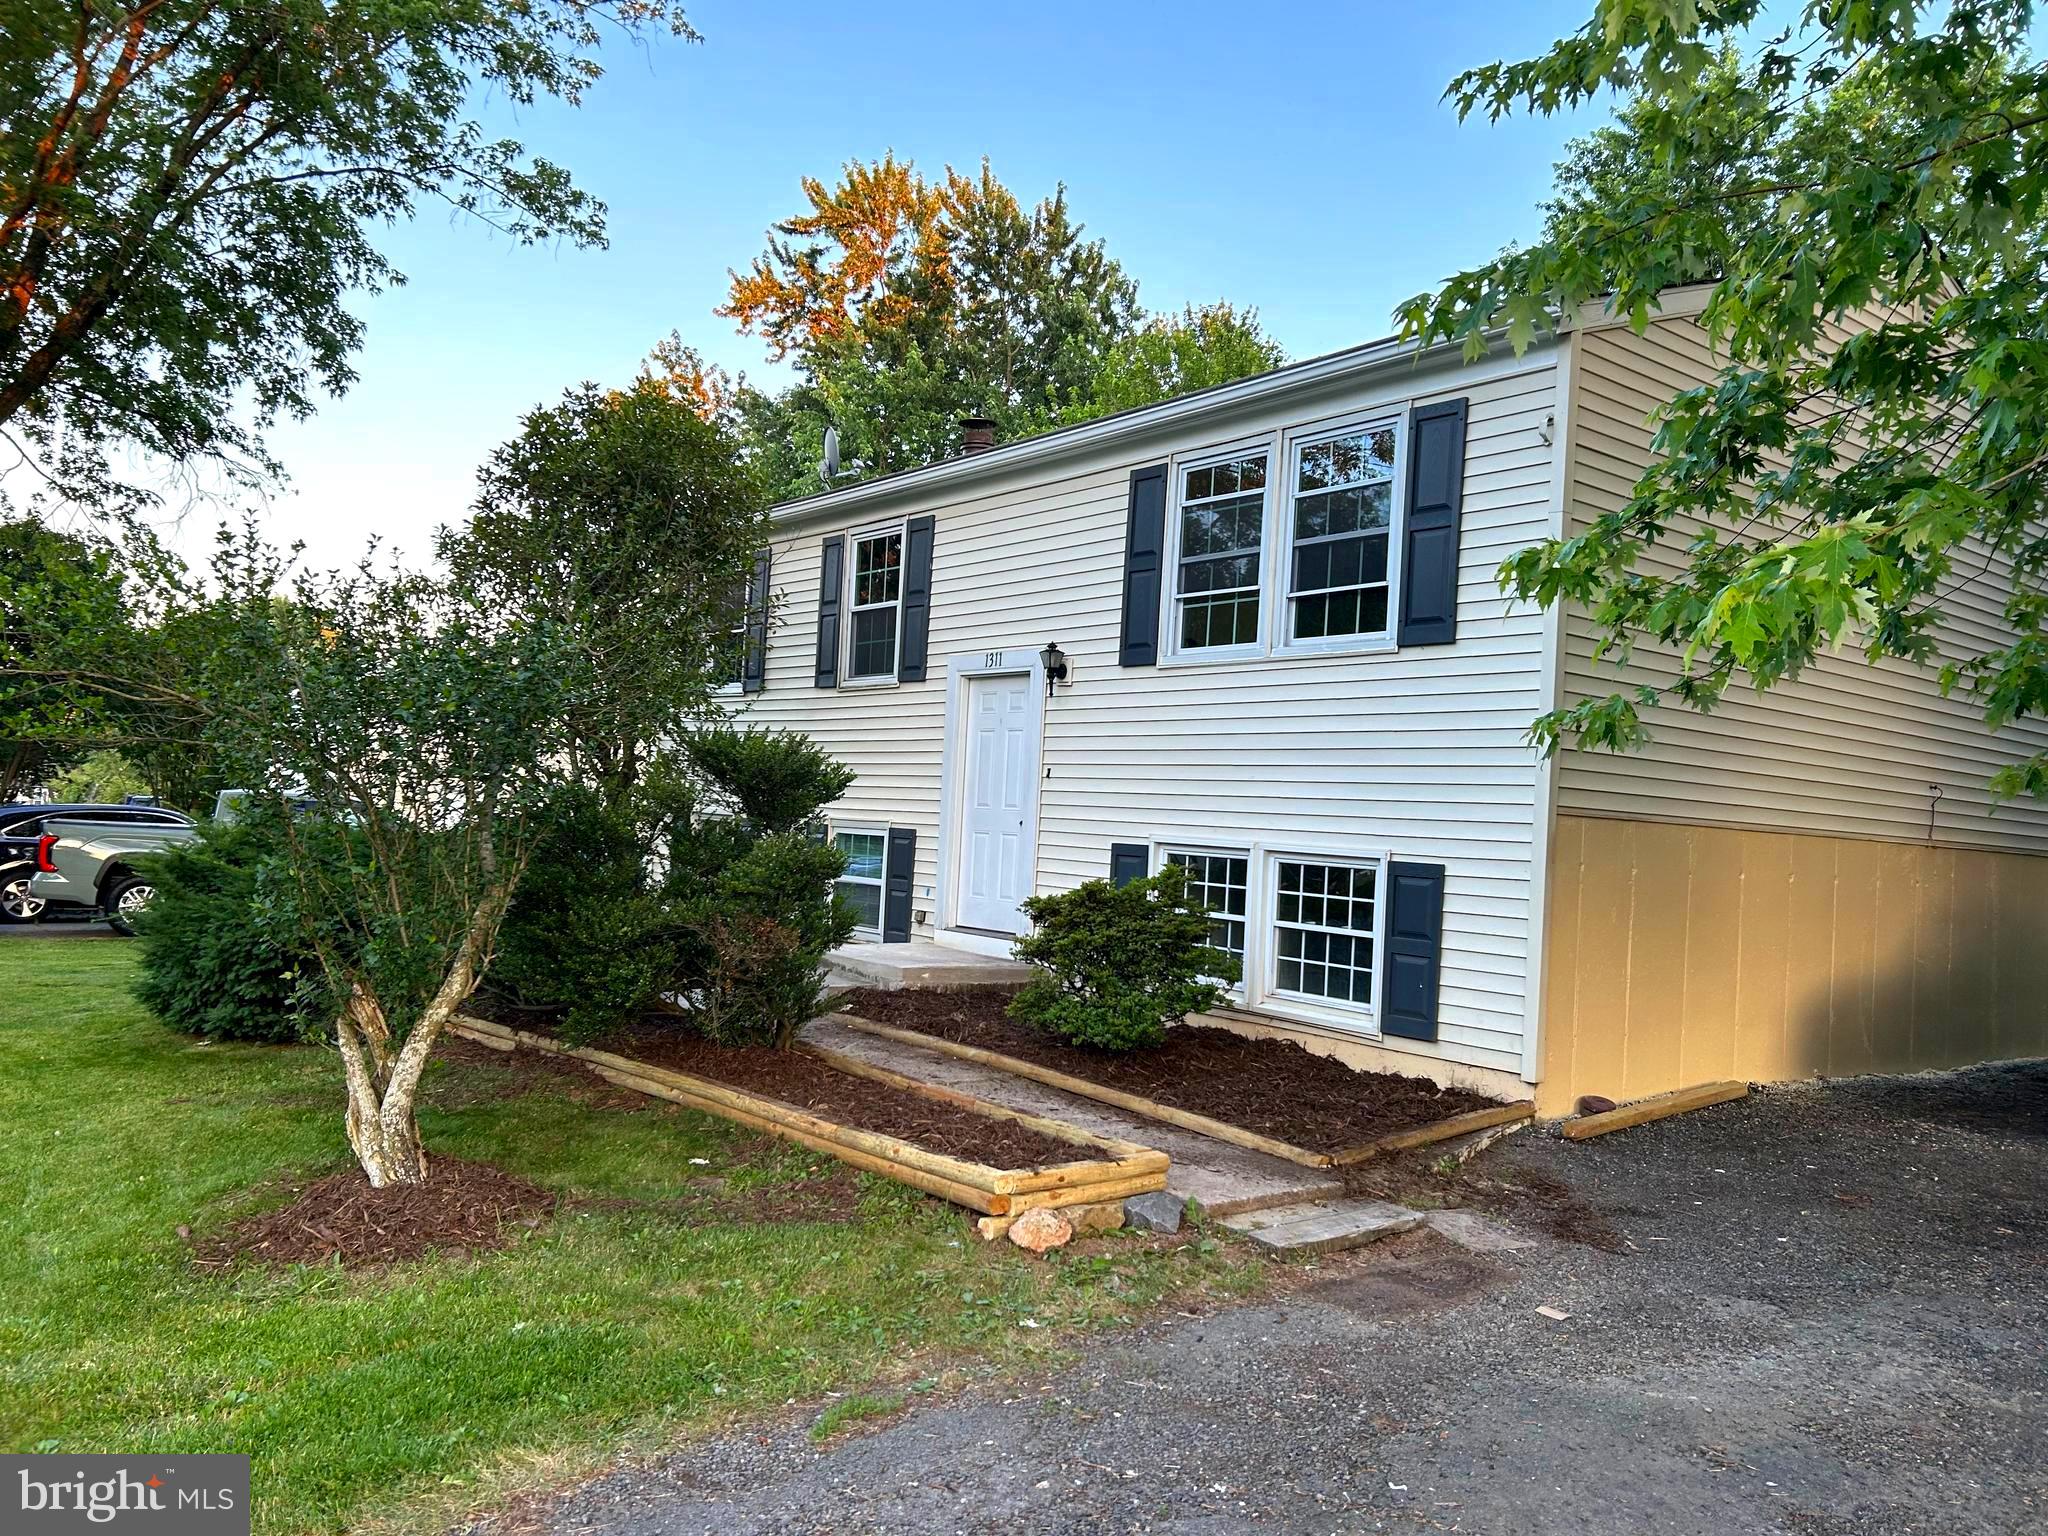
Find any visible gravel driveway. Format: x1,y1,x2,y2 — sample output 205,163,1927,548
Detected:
494,1060,2046,1536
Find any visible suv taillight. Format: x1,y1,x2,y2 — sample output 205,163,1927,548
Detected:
34,834,58,873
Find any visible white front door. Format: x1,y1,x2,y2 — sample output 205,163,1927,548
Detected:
956,671,1037,933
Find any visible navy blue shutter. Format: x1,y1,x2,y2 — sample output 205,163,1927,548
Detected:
814,535,844,688
741,551,770,694
1381,861,1446,1041
883,826,916,942
1109,843,1150,888
897,515,935,682
1396,398,1468,647
1119,465,1169,666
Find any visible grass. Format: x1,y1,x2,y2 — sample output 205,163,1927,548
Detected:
0,940,1267,1535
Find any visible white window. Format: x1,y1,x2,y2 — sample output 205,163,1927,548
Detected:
833,827,887,935
1285,421,1397,644
1171,451,1267,653
1268,855,1379,1012
1163,847,1249,975
846,527,904,681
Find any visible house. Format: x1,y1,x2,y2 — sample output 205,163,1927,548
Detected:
732,285,2048,1116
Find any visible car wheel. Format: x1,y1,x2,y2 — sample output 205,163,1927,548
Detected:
104,877,157,935
0,875,44,923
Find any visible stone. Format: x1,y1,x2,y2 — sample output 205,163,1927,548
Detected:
1219,1198,1425,1256
1577,1094,1618,1116
1007,1207,1074,1254
1123,1191,1185,1235
1065,1199,1125,1236
1424,1208,1538,1253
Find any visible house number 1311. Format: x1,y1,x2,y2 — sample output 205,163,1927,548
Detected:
984,650,1004,668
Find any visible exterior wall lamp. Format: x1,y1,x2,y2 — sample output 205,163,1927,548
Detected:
1040,640,1069,698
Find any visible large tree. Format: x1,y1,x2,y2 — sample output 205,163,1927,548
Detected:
442,380,770,804
713,157,1145,497
0,0,693,512
1401,0,2048,793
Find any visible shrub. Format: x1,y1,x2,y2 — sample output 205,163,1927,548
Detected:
132,822,320,1043
492,785,677,1045
684,832,857,1049
491,729,857,1049
1009,863,1237,1051
683,724,855,833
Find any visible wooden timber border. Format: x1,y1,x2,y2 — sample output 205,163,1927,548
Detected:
1560,1080,1750,1141
840,1015,1535,1169
448,1015,1168,1217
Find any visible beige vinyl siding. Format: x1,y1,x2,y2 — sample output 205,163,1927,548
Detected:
1556,312,2048,853
738,348,1564,1081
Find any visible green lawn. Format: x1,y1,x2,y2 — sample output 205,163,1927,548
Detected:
0,941,1262,1535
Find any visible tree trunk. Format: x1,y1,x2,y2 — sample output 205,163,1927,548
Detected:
335,882,515,1188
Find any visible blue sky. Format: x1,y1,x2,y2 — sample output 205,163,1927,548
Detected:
234,1,1631,568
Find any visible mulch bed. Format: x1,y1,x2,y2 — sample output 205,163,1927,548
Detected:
464,996,1086,1171
192,1157,554,1270
840,986,1501,1154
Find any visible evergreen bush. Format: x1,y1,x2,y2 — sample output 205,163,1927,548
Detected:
1009,863,1237,1051
131,823,319,1043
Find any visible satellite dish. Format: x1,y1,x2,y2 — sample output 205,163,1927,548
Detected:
819,425,841,486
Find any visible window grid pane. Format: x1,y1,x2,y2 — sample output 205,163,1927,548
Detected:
848,531,903,678
1176,454,1267,650
1289,427,1395,643
1271,859,1377,1009
1164,849,1249,965
834,830,886,932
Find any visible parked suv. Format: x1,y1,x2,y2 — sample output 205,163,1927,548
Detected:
0,803,196,924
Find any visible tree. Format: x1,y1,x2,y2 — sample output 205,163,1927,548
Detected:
1399,1,2048,795
0,0,694,513
716,156,1145,498
442,381,770,804
44,747,149,803
1065,303,1286,424
0,517,129,798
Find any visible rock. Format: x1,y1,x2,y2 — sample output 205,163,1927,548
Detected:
1007,1207,1074,1254
1577,1094,1618,1116
1124,1191,1185,1235
1065,1199,1125,1236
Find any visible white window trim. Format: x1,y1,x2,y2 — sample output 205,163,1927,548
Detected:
1271,410,1407,660
1156,842,1251,999
842,520,907,687
1255,846,1388,1032
1147,836,1391,1037
1159,437,1273,666
1155,402,1418,669
832,823,890,938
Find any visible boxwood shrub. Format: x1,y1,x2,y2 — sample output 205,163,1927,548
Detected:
1008,862,1237,1051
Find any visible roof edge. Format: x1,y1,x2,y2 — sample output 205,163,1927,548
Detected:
770,326,1557,524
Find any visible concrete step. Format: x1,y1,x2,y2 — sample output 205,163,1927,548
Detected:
825,939,1031,992
1217,1198,1426,1256
801,1014,1341,1218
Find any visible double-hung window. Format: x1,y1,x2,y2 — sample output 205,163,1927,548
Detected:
1173,452,1267,652
1164,847,1249,988
1287,422,1397,644
847,527,904,681
1155,842,1388,1027
833,828,887,935
1270,856,1379,1009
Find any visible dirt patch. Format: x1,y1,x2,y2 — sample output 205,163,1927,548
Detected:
1339,1143,1626,1252
841,987,1499,1154
463,997,1090,1172
194,1158,554,1270
1309,1231,1505,1319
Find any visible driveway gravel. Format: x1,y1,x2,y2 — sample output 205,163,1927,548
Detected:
485,1060,2047,1536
